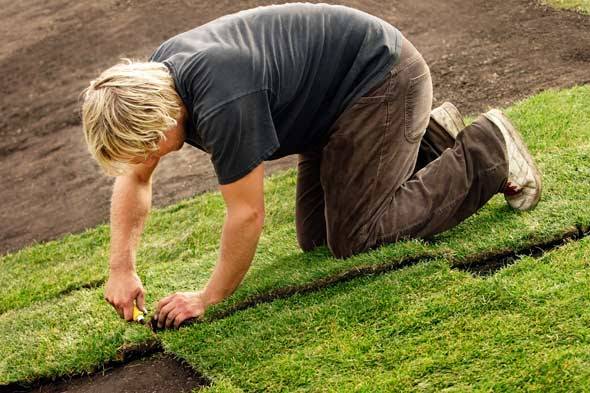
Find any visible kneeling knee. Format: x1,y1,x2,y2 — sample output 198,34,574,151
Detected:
297,235,326,253
327,236,364,259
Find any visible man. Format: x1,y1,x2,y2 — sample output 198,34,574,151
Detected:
82,4,541,329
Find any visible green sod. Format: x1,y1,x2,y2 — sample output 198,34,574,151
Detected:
0,289,154,383
0,85,589,386
543,0,590,13
166,237,590,392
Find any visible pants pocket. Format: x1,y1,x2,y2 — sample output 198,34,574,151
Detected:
404,69,433,143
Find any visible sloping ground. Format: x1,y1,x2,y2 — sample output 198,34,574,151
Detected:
0,86,589,389
169,237,590,392
1,86,589,315
1,0,590,254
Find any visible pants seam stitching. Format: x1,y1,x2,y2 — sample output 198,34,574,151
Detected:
391,55,422,76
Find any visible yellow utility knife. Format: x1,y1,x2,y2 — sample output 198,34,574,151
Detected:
133,305,145,323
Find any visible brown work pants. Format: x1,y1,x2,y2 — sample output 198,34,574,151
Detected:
296,37,509,258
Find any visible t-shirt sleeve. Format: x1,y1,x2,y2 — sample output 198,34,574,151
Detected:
197,90,280,185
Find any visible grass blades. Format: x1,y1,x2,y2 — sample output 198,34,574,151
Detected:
165,237,590,392
0,288,154,384
0,85,589,386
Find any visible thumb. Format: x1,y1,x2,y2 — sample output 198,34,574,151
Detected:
136,290,147,314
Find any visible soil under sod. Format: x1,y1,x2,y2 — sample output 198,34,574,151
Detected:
6,354,208,393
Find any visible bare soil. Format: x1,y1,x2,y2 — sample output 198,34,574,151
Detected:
5,354,207,393
1,2,588,391
1,0,589,255
6,227,587,393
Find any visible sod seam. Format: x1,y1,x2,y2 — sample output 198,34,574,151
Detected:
455,223,590,275
182,224,590,326
2,226,589,390
0,280,104,318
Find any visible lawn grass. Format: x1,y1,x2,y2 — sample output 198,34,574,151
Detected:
166,237,590,392
0,289,155,384
543,0,590,14
1,85,589,386
2,86,589,316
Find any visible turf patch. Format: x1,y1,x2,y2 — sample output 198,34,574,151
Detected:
164,237,590,391
0,85,589,386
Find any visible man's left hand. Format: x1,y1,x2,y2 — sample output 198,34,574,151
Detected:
155,291,208,329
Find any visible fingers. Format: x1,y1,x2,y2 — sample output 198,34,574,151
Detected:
157,301,176,329
174,313,190,329
165,309,180,329
152,292,207,330
136,289,147,314
103,274,147,322
122,301,134,321
105,294,123,319
156,293,175,314
114,305,124,319
173,314,202,329
105,297,132,321
156,294,197,329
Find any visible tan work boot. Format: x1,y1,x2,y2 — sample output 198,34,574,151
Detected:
430,102,465,139
483,109,542,211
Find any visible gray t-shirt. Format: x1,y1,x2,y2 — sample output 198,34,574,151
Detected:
150,3,402,184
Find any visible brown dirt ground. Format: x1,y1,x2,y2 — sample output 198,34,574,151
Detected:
1,0,589,255
7,354,207,393
0,1,589,391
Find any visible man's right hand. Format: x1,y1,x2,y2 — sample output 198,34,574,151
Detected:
104,271,146,321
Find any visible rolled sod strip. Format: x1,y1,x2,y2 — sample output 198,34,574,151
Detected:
1,86,589,386
164,238,590,392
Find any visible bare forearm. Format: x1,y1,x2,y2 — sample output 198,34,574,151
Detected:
203,209,263,305
153,164,265,328
109,175,152,273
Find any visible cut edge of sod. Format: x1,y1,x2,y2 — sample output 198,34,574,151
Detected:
5,84,589,380
167,237,590,392
0,339,163,393
0,338,212,392
3,224,588,390
159,223,590,326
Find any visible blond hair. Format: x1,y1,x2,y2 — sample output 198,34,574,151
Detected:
81,60,182,175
